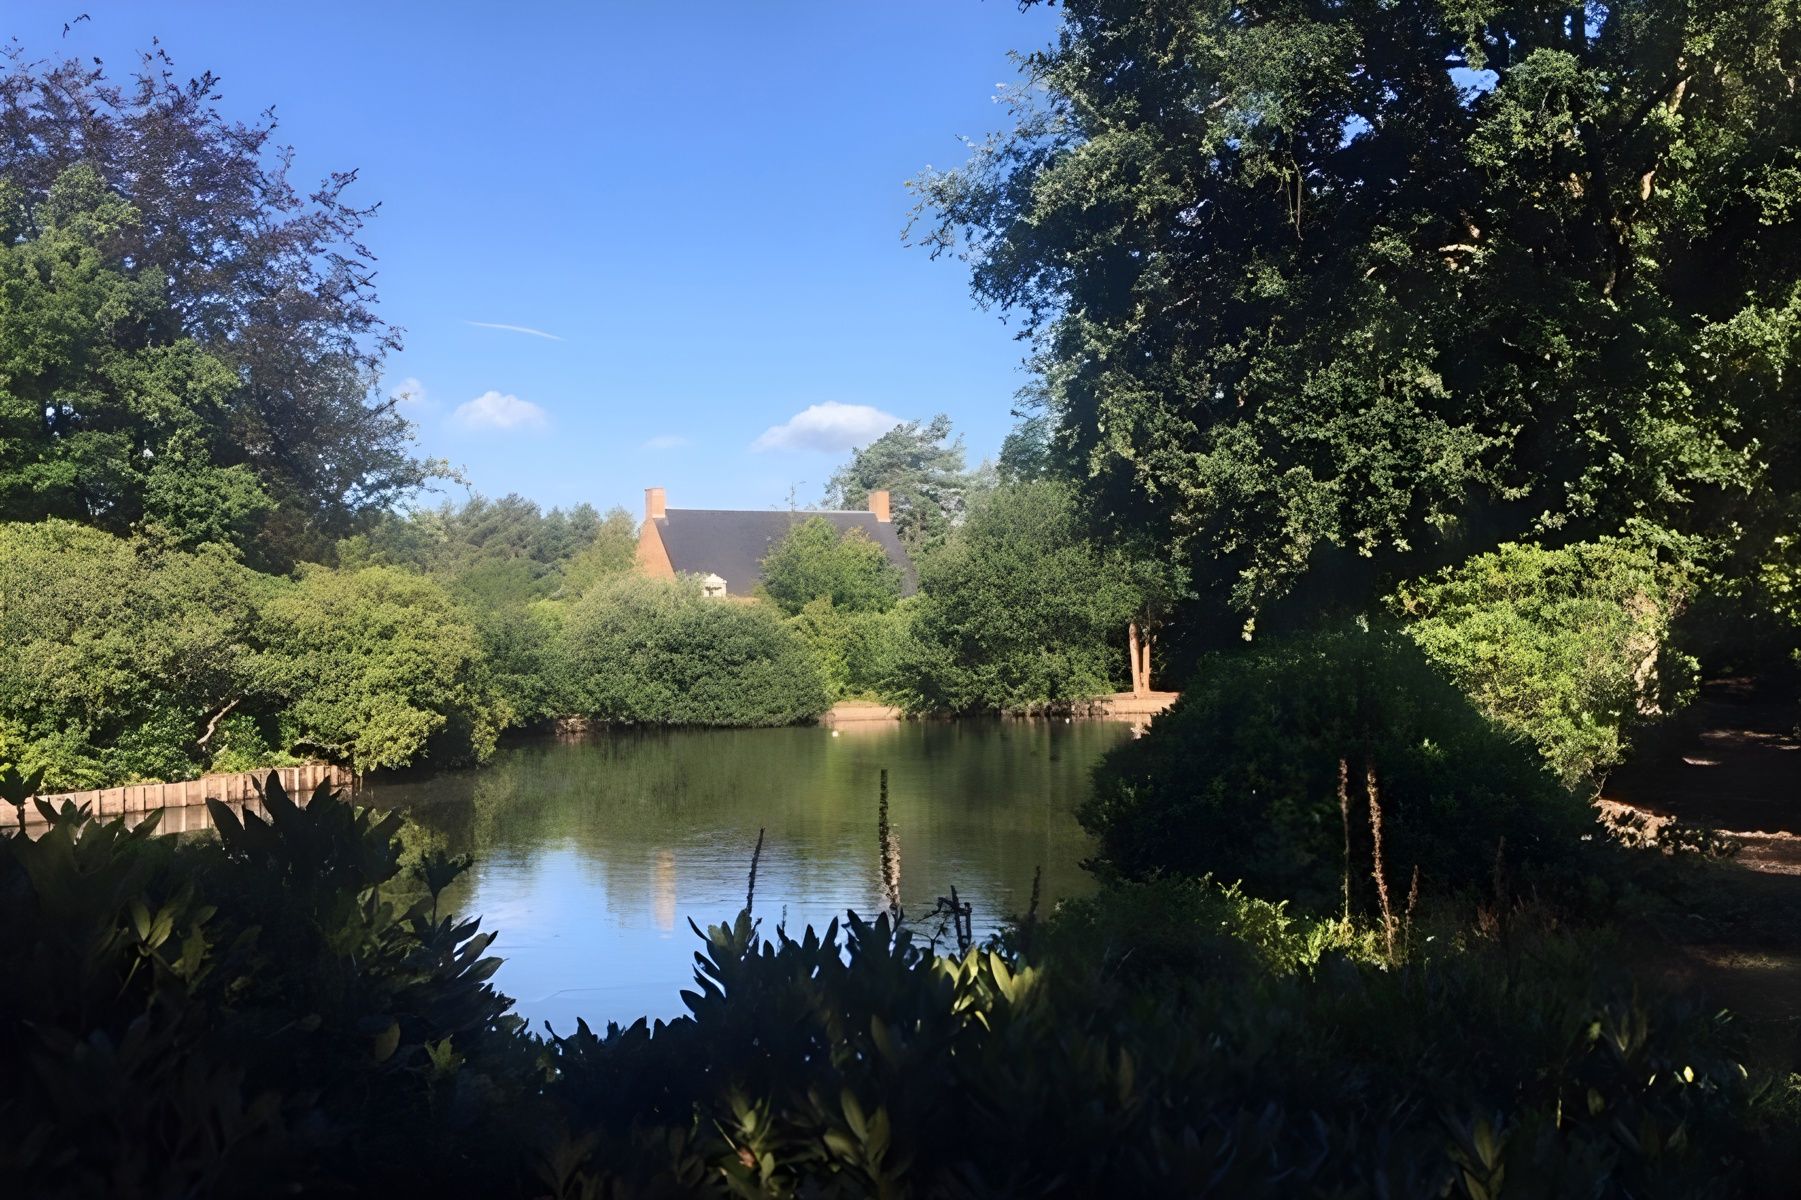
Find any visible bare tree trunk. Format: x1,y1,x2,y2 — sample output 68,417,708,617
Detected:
1139,633,1153,696
1128,621,1145,698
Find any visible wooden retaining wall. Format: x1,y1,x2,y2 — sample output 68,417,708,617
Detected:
27,763,351,824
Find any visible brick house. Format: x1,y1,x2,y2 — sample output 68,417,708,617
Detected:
633,487,916,598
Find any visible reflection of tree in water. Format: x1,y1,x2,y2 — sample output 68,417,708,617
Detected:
366,721,1129,934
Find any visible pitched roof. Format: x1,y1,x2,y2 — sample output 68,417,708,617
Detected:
654,509,916,597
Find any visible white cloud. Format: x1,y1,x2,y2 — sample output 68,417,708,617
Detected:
452,390,549,432
642,434,689,450
751,401,901,453
387,376,431,411
464,320,563,341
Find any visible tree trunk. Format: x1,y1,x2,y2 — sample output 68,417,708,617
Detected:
1139,633,1153,696
1128,621,1145,697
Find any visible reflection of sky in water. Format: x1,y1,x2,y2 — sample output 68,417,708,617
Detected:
365,721,1128,1032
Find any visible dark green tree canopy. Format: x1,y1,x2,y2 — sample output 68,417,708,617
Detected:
758,516,904,616
824,413,971,550
0,48,437,562
915,1,1801,623
0,167,275,549
888,479,1138,713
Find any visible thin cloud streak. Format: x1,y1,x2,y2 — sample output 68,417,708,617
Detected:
464,320,563,341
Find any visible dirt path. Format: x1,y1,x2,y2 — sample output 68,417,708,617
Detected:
1603,682,1801,1067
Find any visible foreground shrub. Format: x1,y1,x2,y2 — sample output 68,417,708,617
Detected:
1,782,1790,1197
1081,624,1588,914
561,575,829,725
1397,538,1699,790
0,779,534,1199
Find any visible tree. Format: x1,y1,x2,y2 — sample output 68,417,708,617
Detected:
913,2,1801,626
886,480,1137,713
0,520,274,788
0,168,274,550
560,575,829,726
1,48,438,563
260,566,508,771
758,517,903,616
824,414,971,550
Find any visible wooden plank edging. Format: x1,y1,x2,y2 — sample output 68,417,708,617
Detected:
26,763,352,824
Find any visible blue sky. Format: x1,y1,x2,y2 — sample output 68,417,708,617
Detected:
18,2,1060,516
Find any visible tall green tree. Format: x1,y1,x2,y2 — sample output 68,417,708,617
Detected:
887,479,1138,713
824,414,971,550
0,168,273,549
1,48,438,563
758,517,903,616
914,1,1801,627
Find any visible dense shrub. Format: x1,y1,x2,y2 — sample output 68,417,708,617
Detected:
561,575,829,726
886,479,1135,713
1397,539,1699,790
758,517,903,615
0,781,1789,1197
786,597,909,701
0,779,535,1198
0,521,275,788
469,599,568,726
260,566,510,771
1081,624,1588,913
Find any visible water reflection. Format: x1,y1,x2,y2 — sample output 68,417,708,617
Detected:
365,720,1128,1029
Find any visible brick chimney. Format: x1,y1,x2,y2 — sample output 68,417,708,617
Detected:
645,486,667,522
867,489,891,523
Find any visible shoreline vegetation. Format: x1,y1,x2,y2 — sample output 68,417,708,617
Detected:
8,6,1801,1194
4,768,1798,1196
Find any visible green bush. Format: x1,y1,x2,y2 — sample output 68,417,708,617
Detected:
1081,624,1588,913
260,565,510,771
885,480,1135,713
758,516,903,615
1397,539,1699,790
560,575,829,725
0,521,274,788
787,597,909,701
0,778,534,1198
0,783,1790,1197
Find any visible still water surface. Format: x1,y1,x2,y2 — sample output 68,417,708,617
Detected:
365,720,1130,1030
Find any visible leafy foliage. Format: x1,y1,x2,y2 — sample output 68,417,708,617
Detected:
823,413,971,551
913,0,1801,625
260,566,509,772
0,167,275,551
340,494,636,602
0,777,532,1198
1398,538,1700,789
0,772,1793,1195
0,47,439,564
786,597,909,702
1081,624,1587,913
758,517,903,616
560,575,830,726
887,479,1137,713
0,521,274,788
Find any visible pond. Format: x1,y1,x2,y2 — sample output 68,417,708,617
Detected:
364,719,1131,1031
